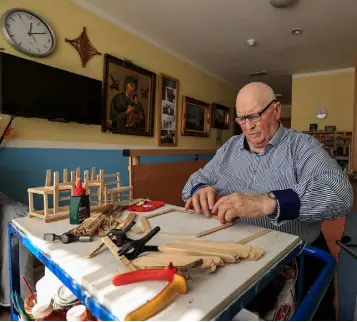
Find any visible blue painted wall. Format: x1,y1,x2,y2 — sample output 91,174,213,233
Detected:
0,147,214,209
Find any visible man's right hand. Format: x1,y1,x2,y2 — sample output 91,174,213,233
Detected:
184,186,217,217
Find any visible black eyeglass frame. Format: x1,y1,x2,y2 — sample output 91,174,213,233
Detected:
235,99,278,125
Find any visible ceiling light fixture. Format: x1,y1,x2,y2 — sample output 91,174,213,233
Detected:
292,28,303,35
270,0,298,8
248,71,267,76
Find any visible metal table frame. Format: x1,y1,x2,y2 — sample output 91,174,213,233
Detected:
8,222,335,321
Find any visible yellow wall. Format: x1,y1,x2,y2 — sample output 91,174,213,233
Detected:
291,70,355,132
0,0,237,148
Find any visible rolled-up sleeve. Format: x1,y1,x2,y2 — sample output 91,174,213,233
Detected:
270,134,353,224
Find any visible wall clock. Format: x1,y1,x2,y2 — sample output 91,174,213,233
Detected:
1,8,56,57
316,108,328,120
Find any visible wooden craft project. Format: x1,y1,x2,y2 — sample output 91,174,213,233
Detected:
98,170,133,204
101,236,137,272
27,168,78,222
140,207,234,238
65,27,102,68
27,167,133,222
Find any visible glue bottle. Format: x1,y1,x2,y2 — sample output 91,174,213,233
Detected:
69,179,90,225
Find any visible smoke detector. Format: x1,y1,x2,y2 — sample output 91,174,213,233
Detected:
270,0,297,8
247,39,257,47
292,28,303,35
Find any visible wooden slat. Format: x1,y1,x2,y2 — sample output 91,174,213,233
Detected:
63,169,68,183
132,160,209,207
123,149,216,157
352,62,357,172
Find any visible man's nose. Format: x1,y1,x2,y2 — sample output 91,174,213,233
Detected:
245,118,255,130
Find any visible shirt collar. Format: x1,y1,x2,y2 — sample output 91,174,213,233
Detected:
239,122,286,151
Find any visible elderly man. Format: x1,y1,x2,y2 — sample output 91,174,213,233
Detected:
182,82,353,320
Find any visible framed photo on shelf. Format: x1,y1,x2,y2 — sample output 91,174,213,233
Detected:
309,123,318,132
211,103,230,129
157,73,179,146
181,96,211,137
101,54,156,136
325,125,336,132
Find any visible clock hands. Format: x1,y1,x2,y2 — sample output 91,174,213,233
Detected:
27,32,47,35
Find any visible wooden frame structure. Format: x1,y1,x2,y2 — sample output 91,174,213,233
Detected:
27,167,133,223
140,207,234,238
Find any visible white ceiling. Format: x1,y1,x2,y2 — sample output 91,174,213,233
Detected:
74,0,357,104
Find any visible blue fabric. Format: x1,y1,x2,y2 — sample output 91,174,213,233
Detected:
337,212,357,320
271,188,300,222
190,183,208,197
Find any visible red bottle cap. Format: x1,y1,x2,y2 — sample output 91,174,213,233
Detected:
73,179,86,196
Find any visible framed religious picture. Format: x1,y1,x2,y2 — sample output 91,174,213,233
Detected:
233,108,243,136
181,96,211,137
211,103,230,129
325,125,336,132
101,54,156,136
157,73,179,146
309,123,318,132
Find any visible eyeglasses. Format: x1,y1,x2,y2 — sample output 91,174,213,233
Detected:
235,100,278,125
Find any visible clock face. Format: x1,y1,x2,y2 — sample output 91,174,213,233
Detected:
1,8,56,57
316,108,328,120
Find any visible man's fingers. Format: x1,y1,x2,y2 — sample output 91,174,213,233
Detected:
212,195,229,214
184,198,192,210
200,194,210,217
217,203,231,223
225,209,239,223
192,195,201,214
207,191,215,211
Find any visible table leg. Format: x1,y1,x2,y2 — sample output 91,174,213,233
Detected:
8,223,20,320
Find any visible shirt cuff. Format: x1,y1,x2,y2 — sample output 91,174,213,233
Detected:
269,189,300,223
190,183,209,197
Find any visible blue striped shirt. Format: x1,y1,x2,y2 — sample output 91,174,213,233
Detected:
182,124,353,243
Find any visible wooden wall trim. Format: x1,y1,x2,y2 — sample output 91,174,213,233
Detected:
123,149,217,157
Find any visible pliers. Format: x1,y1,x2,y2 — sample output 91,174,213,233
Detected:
112,262,190,321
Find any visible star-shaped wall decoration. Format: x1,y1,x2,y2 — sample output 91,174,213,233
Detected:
65,26,102,68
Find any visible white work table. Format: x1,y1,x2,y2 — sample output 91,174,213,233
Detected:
9,203,301,321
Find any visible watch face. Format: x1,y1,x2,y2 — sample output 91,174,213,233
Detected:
1,8,56,57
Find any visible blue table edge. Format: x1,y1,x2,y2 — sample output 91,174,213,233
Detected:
8,221,335,321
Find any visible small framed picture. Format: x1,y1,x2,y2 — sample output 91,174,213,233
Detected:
181,96,211,137
211,103,230,129
325,126,336,132
157,73,179,146
309,124,318,132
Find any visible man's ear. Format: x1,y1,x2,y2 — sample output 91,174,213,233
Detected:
274,102,281,120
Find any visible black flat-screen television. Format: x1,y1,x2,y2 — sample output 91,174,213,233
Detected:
0,52,102,125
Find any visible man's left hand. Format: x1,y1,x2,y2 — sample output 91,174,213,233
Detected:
212,193,277,224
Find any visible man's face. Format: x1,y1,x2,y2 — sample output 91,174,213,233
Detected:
236,99,281,149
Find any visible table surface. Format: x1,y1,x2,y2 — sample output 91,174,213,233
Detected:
13,203,301,321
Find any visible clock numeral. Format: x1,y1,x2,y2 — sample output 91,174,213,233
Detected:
27,14,32,19
17,42,22,47
5,24,10,29
37,22,40,26
9,17,15,22
44,45,48,49
17,14,21,19
48,38,51,43
37,48,41,53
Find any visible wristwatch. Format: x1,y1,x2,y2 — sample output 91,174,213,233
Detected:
267,192,279,218
267,192,277,200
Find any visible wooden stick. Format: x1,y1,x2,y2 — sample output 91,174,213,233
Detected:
101,236,137,272
45,169,51,187
236,229,271,245
143,207,176,219
141,217,151,233
196,222,234,238
63,169,68,183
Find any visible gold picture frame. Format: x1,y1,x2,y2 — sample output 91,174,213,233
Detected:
181,96,211,137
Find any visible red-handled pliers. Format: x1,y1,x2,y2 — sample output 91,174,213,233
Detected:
113,263,188,321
